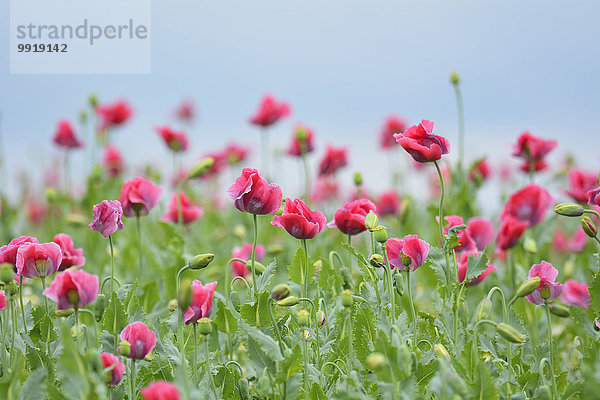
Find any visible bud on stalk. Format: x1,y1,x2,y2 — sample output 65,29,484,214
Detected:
366,353,386,370
353,172,363,187
393,273,404,297
550,303,570,318
198,317,212,335
434,343,451,361
316,310,326,327
0,263,14,284
369,254,385,269
188,253,215,270
341,289,354,308
554,203,585,217
277,296,299,307
374,228,389,243
245,260,266,275
270,284,290,301
297,309,310,327
364,211,379,232
496,323,525,343
581,216,597,238
515,276,541,298
119,340,131,357
188,157,215,179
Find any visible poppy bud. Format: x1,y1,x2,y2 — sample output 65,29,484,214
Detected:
554,203,584,217
245,260,266,275
295,126,308,142
79,110,88,124
270,284,290,301
198,317,212,335
119,340,131,357
89,93,98,107
277,296,299,307
144,353,154,362
475,297,492,322
55,309,75,318
496,323,525,343
594,320,600,331
400,253,412,267
550,303,570,318
238,378,250,400
341,289,354,308
353,172,363,187
188,157,215,179
316,310,326,327
0,263,14,284
523,237,537,254
45,187,57,202
95,293,106,321
434,343,451,361
297,309,310,327
393,273,404,297
450,71,460,85
233,225,247,239
188,253,215,270
178,278,193,311
365,211,379,231
340,268,354,291
303,329,311,340
581,216,597,238
369,254,385,269
515,276,541,298
230,291,241,311
374,227,389,243
67,289,80,306
366,353,386,371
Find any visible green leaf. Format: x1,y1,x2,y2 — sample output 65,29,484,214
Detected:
589,271,600,313
276,343,302,383
17,367,46,400
353,304,376,367
239,292,271,327
472,362,498,400
214,299,238,334
340,242,373,280
243,324,283,362
288,246,306,285
142,281,160,314
256,261,277,293
101,292,128,334
465,252,488,282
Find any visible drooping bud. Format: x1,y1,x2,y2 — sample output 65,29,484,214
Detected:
277,296,299,307
0,263,15,284
515,276,541,298
475,297,492,322
245,260,266,275
374,227,389,243
178,278,193,311
364,211,379,232
270,284,290,301
188,157,215,179
393,273,404,297
450,71,460,85
366,353,386,371
496,323,525,343
198,317,212,335
434,343,451,361
233,225,247,239
581,216,597,238
550,303,570,318
353,172,363,187
341,289,354,308
369,254,385,269
303,329,310,340
554,203,584,217
297,309,310,327
316,310,326,327
119,340,131,357
188,253,215,270
523,237,537,254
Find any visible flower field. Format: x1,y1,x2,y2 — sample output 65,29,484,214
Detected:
1,78,599,400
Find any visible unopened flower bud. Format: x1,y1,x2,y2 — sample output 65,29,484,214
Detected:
369,254,385,269
353,172,363,187
233,225,247,239
178,278,193,311
434,343,451,361
582,216,597,238
523,237,537,254
496,323,525,343
594,320,600,331
374,228,388,243
0,263,15,284
89,93,98,108
71,325,82,340
270,284,290,301
365,211,378,231
297,309,310,327
94,293,106,321
316,310,326,327
554,203,584,217
144,353,154,362
277,296,299,307
550,303,570,318
295,126,308,142
188,157,215,179
450,71,460,85
400,253,412,267
515,276,541,298
341,289,354,308
55,309,75,318
246,260,265,275
168,299,178,310
45,187,57,202
366,353,386,371
303,329,310,340
119,340,131,356
475,297,492,322
198,317,212,335
188,253,215,270
393,273,404,297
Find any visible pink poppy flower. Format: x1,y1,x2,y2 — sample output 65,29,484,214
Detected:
561,280,590,308
0,236,39,267
100,352,125,386
103,145,125,177
588,186,600,207
96,100,132,131
310,177,339,204
318,145,348,176
119,176,163,217
501,184,553,227
224,143,250,165
512,131,557,164
467,217,494,251
569,228,588,252
468,158,491,183
249,94,291,127
232,243,265,278
162,193,203,224
53,234,85,271
376,191,400,217
118,321,157,360
174,99,195,122
27,199,47,224
272,198,327,240
394,119,450,163
43,269,98,310
141,381,180,400
227,168,282,215
379,115,408,150
0,290,6,311
525,261,563,305
496,216,529,251
457,251,497,286
199,151,229,180
565,169,598,203
53,119,82,149
16,242,62,279
156,126,189,153
89,200,124,237
183,280,217,325
287,125,315,157
385,235,430,271
328,199,376,236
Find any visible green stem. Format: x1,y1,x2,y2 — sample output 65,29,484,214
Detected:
529,160,535,183
346,308,354,371
130,359,136,400
251,214,258,297
453,83,465,171
302,153,311,200
453,283,465,346
19,278,26,332
406,270,417,348
382,244,396,323
302,328,309,397
302,239,309,300
545,303,558,399
204,336,218,399
9,297,15,365
40,276,50,318
176,265,190,382
299,297,321,369
434,161,452,294
268,299,285,356
136,214,142,280
108,235,117,349
193,324,198,383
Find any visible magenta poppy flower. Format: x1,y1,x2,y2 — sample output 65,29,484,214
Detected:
53,119,82,149
103,145,125,177
496,216,529,251
183,280,217,325
0,290,6,311
272,198,327,240
96,100,132,131
141,381,180,400
175,99,195,122
377,191,400,217
569,228,588,252
394,119,450,163
328,199,376,236
249,94,291,127
287,125,315,157
53,234,85,271
385,235,430,271
440,215,475,253
457,251,497,286
588,186,600,207
318,145,348,176
232,243,265,278
199,150,228,180
119,176,163,217
468,158,491,183
156,126,189,153
0,236,39,267
379,115,408,150
224,143,250,165
525,261,563,305
561,280,590,308
565,169,598,203
118,321,157,360
89,200,124,237
467,217,494,251
501,184,553,227
100,352,125,386
16,242,62,279
227,168,282,215
162,193,203,224
512,131,557,163
43,269,98,310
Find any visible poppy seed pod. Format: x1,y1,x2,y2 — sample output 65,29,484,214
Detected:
277,296,299,307
434,343,451,361
353,172,363,187
515,276,541,298
270,284,290,301
450,71,460,85
366,353,386,371
188,157,215,179
119,340,131,357
188,253,215,270
554,203,585,217
364,211,379,232
0,263,14,284
198,317,212,335
374,228,389,243
550,303,571,318
341,289,354,308
297,309,310,326
55,309,75,318
496,323,525,343
581,216,597,238
369,254,385,269
246,260,266,275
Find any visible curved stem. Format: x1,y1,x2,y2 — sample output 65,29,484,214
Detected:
406,270,417,348
225,360,244,377
176,265,190,381
251,214,258,297
230,276,251,292
268,299,285,356
100,276,122,294
434,161,452,294
329,251,344,269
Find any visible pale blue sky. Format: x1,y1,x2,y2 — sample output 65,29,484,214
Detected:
1,0,599,201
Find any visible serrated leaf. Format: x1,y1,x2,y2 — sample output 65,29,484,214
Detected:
101,292,128,334
472,362,498,400
256,261,277,293
465,252,488,281
17,367,46,400
276,343,302,383
239,291,271,327
589,271,600,313
340,242,373,280
288,246,306,285
214,299,238,334
353,304,376,367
